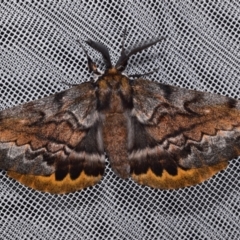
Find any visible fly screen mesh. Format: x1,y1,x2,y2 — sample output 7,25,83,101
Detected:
0,1,240,240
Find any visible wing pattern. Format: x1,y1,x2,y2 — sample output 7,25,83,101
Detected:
129,79,240,189
0,83,105,193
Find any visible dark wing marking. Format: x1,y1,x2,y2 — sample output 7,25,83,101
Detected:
0,82,105,194
129,79,240,189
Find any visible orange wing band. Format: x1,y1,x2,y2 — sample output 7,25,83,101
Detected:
131,161,228,189
7,171,102,194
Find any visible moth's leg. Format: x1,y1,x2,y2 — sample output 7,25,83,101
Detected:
128,68,160,79
120,28,127,57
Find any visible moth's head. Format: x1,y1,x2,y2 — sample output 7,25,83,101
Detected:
81,33,165,78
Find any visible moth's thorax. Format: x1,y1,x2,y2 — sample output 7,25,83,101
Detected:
96,68,133,112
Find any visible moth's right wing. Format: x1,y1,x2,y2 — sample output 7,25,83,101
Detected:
0,82,105,194
130,79,240,189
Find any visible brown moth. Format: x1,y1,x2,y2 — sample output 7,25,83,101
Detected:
1,32,240,194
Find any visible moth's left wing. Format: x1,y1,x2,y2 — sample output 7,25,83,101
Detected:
0,82,105,193
130,79,240,189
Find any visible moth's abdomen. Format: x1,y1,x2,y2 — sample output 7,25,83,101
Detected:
102,112,130,179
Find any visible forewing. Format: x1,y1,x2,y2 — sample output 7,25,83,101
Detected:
130,79,240,189
0,82,105,193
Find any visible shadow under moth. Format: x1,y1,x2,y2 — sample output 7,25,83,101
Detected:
0,32,239,194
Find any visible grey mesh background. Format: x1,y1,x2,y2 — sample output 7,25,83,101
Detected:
0,1,239,240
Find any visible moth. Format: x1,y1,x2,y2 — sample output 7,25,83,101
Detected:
1,32,240,194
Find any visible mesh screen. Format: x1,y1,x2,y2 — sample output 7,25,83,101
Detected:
0,1,240,239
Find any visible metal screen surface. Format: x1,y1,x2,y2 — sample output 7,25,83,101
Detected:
0,1,239,239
